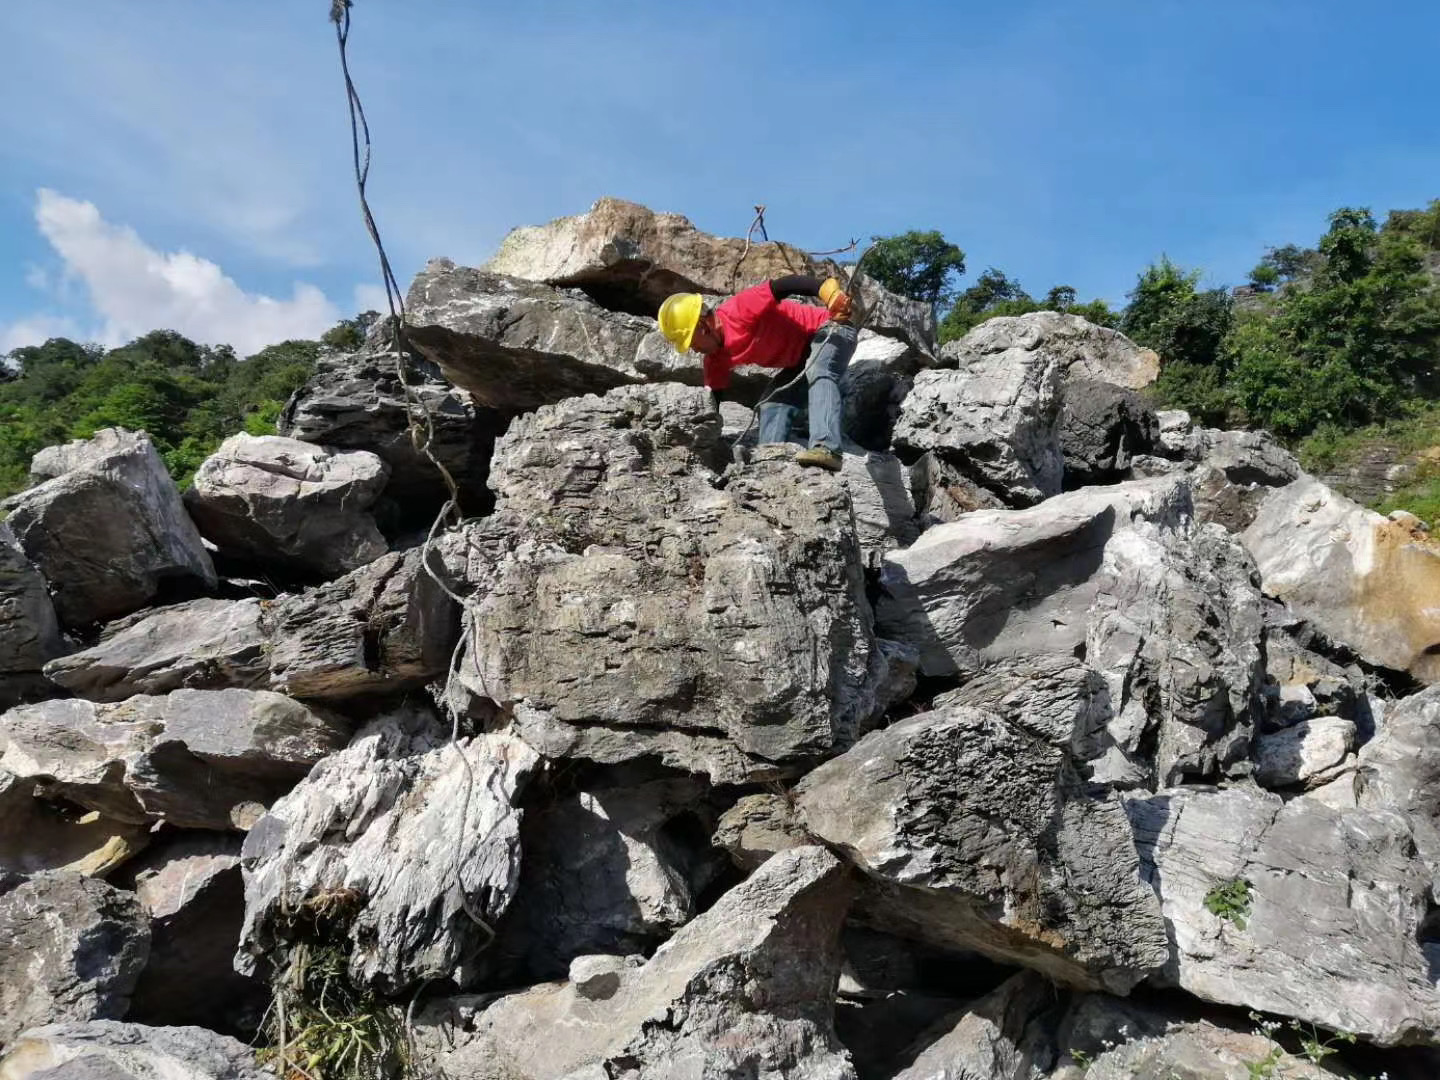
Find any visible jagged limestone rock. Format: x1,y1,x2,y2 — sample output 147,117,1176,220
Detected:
1243,475,1440,683
713,792,810,871
183,433,389,578
1079,1022,1339,1080
1127,786,1440,1045
0,769,149,890
445,384,887,783
0,691,349,831
44,546,459,704
1185,427,1304,533
0,873,150,1045
405,259,654,412
237,708,539,992
1253,716,1355,789
843,332,928,451
908,452,1007,527
878,476,1263,787
1356,685,1440,884
1060,378,1158,488
0,523,63,709
943,312,1158,390
423,846,856,1080
796,701,1169,994
0,1021,268,1080
837,449,919,568
278,347,502,516
892,971,1055,1080
0,429,215,627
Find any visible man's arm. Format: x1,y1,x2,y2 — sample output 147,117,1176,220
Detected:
770,275,852,321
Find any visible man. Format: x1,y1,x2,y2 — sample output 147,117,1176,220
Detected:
657,275,857,471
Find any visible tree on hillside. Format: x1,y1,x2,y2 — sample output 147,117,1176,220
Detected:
1123,258,1235,425
321,310,382,350
862,231,966,308
937,269,1118,343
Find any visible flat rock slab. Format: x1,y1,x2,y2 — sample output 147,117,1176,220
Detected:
425,846,856,1080
0,1021,268,1080
237,709,539,992
184,433,389,578
0,429,215,627
0,873,150,1046
797,701,1169,994
1127,786,1440,1045
1243,475,1440,683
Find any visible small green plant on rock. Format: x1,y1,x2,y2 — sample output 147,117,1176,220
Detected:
1204,877,1253,929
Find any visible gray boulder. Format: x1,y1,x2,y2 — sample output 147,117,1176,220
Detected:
237,708,539,992
842,332,928,451
120,834,265,1033
1243,475,1440,683
405,259,653,411
892,971,1055,1080
1356,685,1440,882
0,1021,268,1080
1185,427,1303,532
446,384,888,783
945,312,1159,390
0,770,149,890
183,433,389,578
1060,378,1158,487
0,523,63,708
837,449,919,567
0,429,215,626
1155,409,1192,455
1253,716,1355,789
908,452,1006,527
278,347,502,515
423,846,856,1080
877,476,1264,787
0,873,150,1045
796,701,1169,993
0,690,350,831
1127,786,1440,1045
44,545,459,705
1077,1022,1339,1080
713,792,809,871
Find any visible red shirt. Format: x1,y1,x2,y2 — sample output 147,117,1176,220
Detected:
701,283,830,390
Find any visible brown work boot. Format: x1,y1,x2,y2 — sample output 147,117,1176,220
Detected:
795,446,843,472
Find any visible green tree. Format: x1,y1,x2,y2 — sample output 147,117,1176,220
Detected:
1121,257,1234,369
862,230,966,308
320,310,382,350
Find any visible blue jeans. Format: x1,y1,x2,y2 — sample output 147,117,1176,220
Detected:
756,322,858,453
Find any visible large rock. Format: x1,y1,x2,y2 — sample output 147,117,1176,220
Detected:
908,452,1006,527
237,707,539,992
184,433,389,579
44,545,459,704
0,429,215,626
278,347,503,516
891,971,1055,1080
445,385,888,783
796,700,1170,994
877,476,1264,787
1243,475,1440,683
1059,378,1158,487
0,873,150,1045
1127,786,1440,1045
1253,716,1355,789
842,332,928,452
1356,685,1440,880
0,691,350,830
1185,427,1302,532
0,1021,268,1080
425,846,856,1080
837,450,919,568
120,834,265,1033
0,523,63,708
946,312,1159,391
1077,1022,1340,1080
0,770,148,890
405,259,654,412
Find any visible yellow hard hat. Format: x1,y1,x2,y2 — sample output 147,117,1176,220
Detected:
658,292,704,352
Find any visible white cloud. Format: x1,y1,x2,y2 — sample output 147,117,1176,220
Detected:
17,189,341,356
353,283,391,316
0,313,82,355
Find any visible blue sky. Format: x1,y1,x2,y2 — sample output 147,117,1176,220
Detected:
1,0,1436,354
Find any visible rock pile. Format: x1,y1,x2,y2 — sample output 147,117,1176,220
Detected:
3,198,1439,1080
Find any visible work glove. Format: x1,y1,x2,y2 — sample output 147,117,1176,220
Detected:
818,277,853,323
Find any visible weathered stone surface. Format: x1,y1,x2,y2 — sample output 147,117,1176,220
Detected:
0,691,349,831
0,1021,268,1080
237,708,539,992
119,834,265,1033
184,433,389,578
1243,475,1440,682
1127,786,1440,1045
947,312,1159,391
892,971,1054,1080
406,259,654,412
1078,1022,1338,1080
797,701,1169,993
838,450,919,568
278,347,502,515
42,598,267,703
878,476,1263,787
0,523,63,708
842,332,927,452
446,385,887,784
1185,427,1303,532
1356,685,1440,881
425,846,856,1080
1155,409,1192,455
0,873,150,1045
0,429,215,626
1060,379,1158,488
846,271,936,355
262,545,459,701
0,770,149,889
713,793,809,871
1253,716,1355,788
1261,629,1363,728
908,452,1006,527
45,547,458,705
